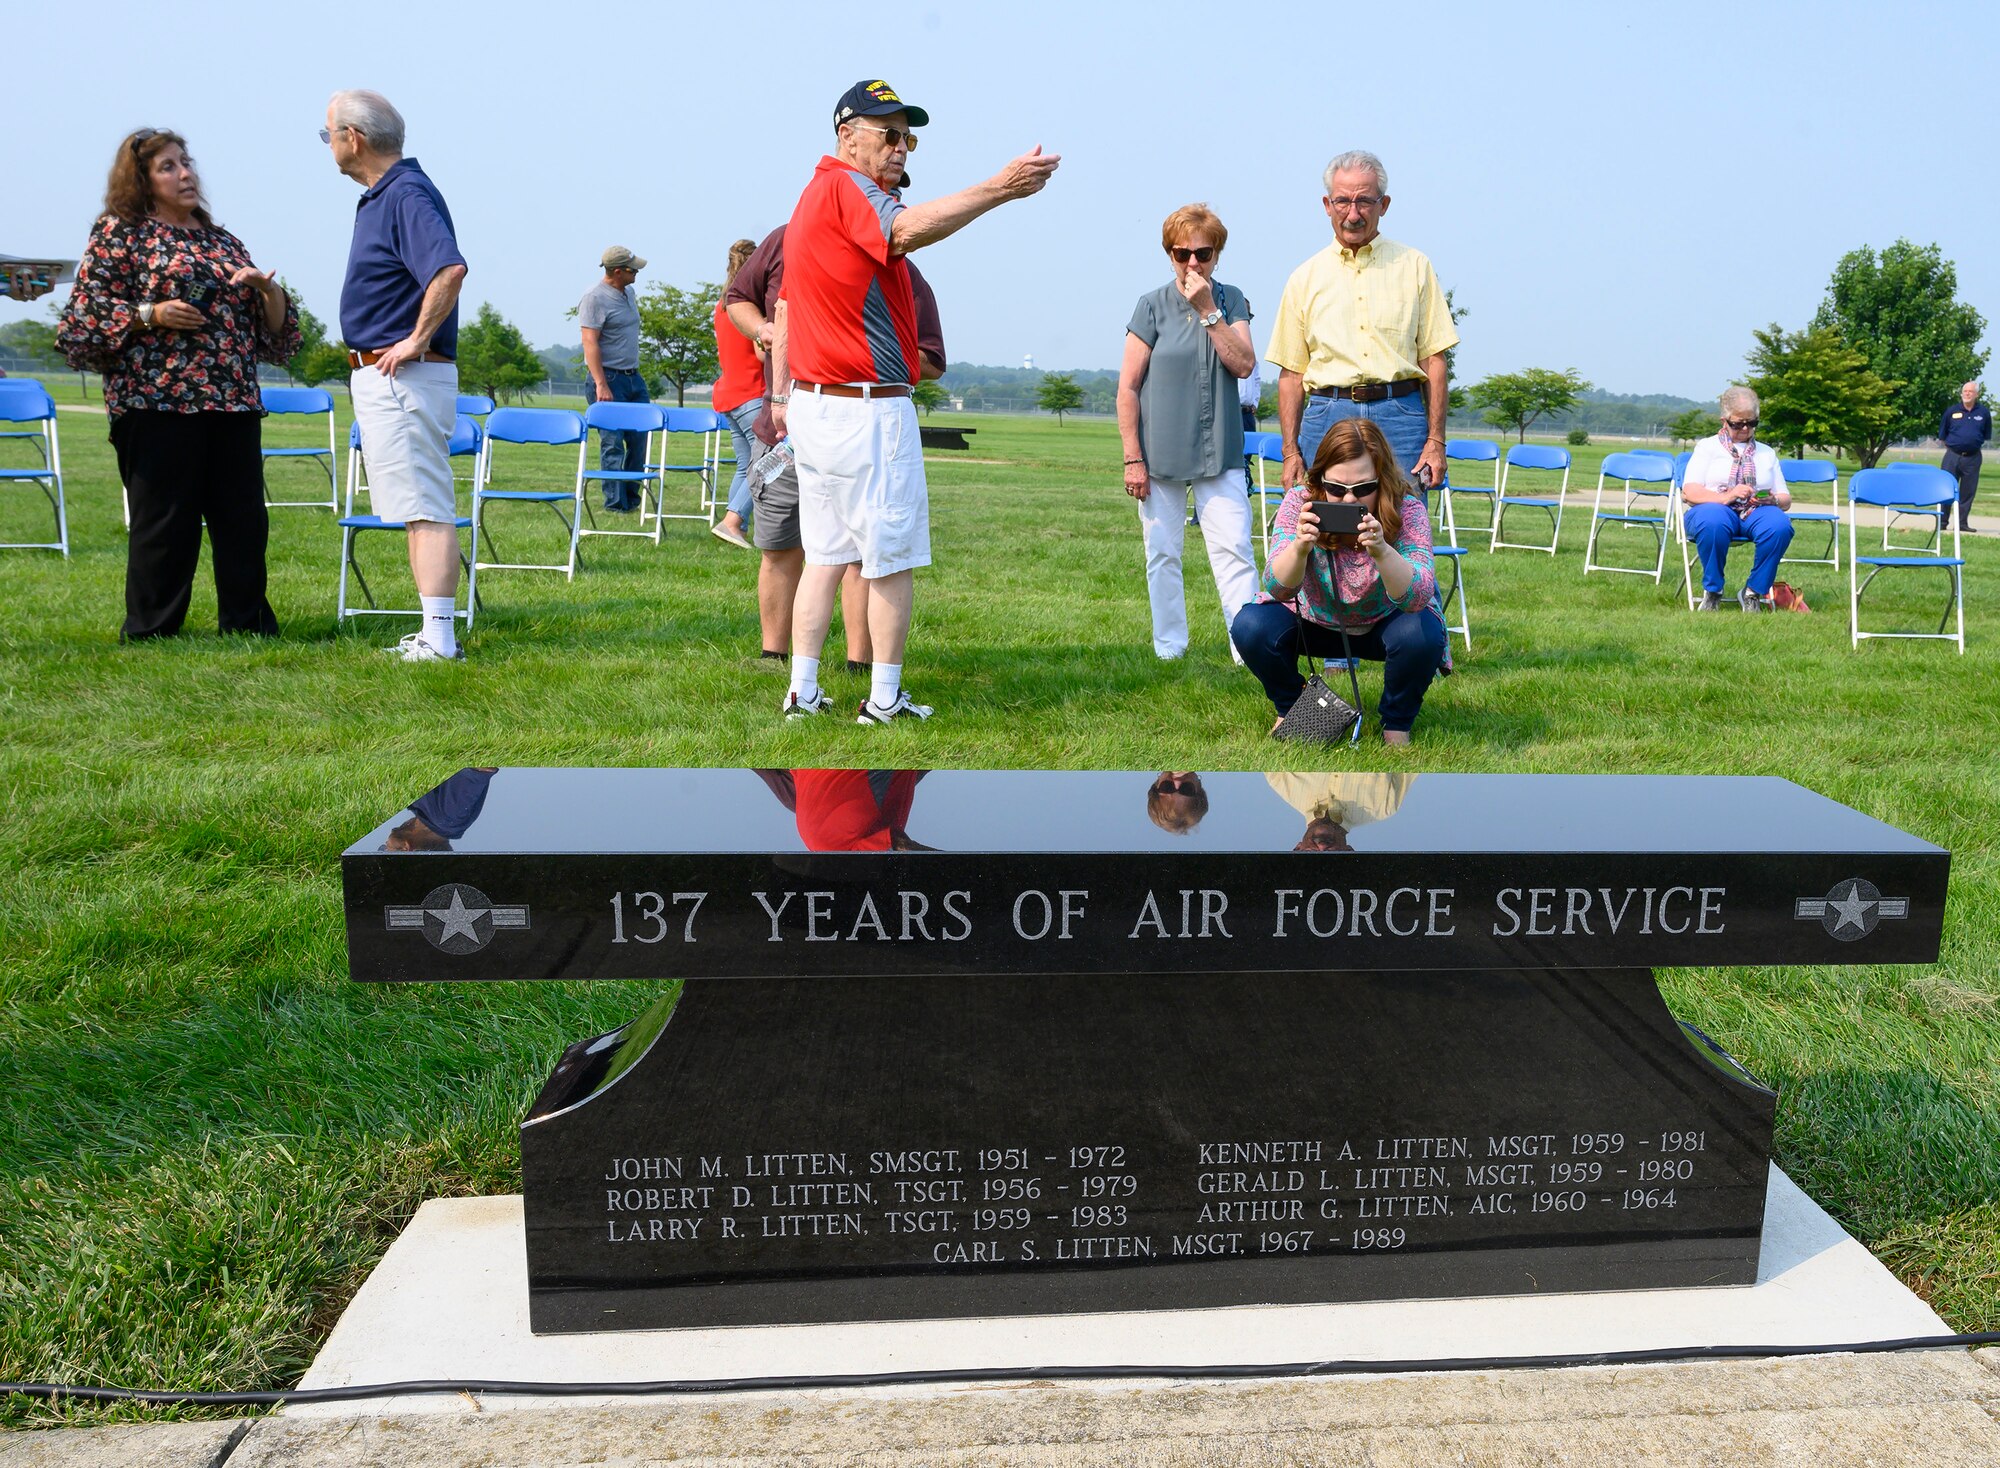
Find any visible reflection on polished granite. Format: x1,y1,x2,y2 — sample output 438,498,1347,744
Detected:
350,769,1942,858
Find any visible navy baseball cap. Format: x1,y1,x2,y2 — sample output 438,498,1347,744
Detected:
833,79,929,129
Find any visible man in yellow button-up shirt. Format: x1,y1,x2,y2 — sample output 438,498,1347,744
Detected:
1267,150,1458,491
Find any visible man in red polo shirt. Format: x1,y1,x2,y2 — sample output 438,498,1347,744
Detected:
771,78,1058,724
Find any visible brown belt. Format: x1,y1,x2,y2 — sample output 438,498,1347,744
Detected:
348,348,454,369
1311,379,1423,403
793,381,911,399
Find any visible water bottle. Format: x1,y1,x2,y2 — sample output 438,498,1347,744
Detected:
748,439,794,488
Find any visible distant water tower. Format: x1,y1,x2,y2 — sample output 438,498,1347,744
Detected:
1023,354,1034,371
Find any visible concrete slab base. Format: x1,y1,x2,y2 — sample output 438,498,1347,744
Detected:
0,1420,246,1468
293,1165,1948,1417
233,1349,2000,1466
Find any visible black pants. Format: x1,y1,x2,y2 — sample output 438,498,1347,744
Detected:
112,410,279,639
1941,448,1981,527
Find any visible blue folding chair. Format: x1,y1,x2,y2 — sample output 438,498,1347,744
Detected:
455,393,496,422
338,418,479,629
474,408,588,579
258,386,338,508
0,378,53,470
1441,439,1500,542
643,406,720,532
1583,451,1676,583
0,381,65,555
1428,537,1472,652
1878,460,1947,550
578,400,668,546
1776,458,1840,569
703,407,739,518
1848,467,1963,653
1244,430,1286,553
1489,443,1570,554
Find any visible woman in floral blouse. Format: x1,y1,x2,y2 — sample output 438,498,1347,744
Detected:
1230,417,1449,745
58,128,299,640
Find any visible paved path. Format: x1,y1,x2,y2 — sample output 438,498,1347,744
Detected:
6,1349,1997,1466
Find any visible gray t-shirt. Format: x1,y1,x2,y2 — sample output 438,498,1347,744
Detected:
1128,280,1251,481
578,280,641,371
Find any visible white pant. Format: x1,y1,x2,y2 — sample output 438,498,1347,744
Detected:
789,388,929,578
350,360,458,525
1136,468,1258,660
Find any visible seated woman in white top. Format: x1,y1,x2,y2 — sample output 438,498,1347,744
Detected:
1681,386,1793,612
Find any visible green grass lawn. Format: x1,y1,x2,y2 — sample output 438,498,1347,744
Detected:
2,384,1996,1427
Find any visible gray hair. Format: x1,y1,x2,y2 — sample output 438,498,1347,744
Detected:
1965,380,1983,393
1322,150,1388,196
329,90,405,154
1719,385,1759,416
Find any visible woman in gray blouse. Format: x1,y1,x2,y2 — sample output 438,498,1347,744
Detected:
1116,203,1261,661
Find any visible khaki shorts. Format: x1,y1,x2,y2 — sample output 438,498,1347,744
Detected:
350,360,458,524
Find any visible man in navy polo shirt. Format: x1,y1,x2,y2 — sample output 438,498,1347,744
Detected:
1940,380,1990,533
327,89,470,661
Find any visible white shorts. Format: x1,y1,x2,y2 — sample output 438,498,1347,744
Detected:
788,388,929,578
350,359,458,525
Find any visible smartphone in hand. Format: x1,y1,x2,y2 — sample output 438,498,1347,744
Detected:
1315,500,1367,540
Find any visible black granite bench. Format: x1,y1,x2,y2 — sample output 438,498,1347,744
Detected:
919,425,975,451
344,770,1946,1333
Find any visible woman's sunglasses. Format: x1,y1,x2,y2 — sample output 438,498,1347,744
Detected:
1725,417,1759,430
1169,246,1215,264
1315,479,1380,499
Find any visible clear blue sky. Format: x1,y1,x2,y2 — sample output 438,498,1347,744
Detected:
5,0,1993,399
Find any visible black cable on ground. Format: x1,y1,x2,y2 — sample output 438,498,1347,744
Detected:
6,1331,1999,1408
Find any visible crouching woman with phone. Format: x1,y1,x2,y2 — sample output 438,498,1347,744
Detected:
1230,417,1448,745
58,127,298,640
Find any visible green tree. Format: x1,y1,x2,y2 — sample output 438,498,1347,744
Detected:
1565,426,1590,447
1443,288,1469,412
1810,240,1989,466
1255,382,1277,424
1467,367,1591,443
0,316,60,368
1744,323,1899,459
281,279,330,385
635,280,721,406
1036,371,1085,424
1667,408,1720,446
912,379,949,415
456,303,545,403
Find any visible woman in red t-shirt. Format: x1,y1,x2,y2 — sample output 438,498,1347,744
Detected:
710,237,763,549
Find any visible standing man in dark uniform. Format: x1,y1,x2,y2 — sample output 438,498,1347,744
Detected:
1940,380,1990,533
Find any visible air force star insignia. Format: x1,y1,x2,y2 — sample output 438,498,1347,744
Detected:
386,883,530,954
1794,877,1908,941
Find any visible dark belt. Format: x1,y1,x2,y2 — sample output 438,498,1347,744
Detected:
794,381,911,399
349,348,454,369
1311,379,1423,403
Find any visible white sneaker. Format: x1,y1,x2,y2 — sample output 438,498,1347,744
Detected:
857,689,934,724
386,632,464,663
783,688,833,720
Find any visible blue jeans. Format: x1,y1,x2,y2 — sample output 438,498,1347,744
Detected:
723,398,762,522
1231,600,1447,733
589,369,650,508
1684,502,1794,596
1299,390,1428,477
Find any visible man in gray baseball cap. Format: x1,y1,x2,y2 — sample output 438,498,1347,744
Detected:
579,246,649,509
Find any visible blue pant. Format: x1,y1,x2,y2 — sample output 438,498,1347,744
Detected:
1299,390,1428,477
1684,502,1794,596
723,398,762,522
1231,600,1446,733
589,369,651,508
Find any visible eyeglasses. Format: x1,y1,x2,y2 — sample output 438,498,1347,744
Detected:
849,122,918,152
1724,417,1760,430
317,125,353,144
1317,479,1380,499
1328,194,1383,212
1169,246,1215,264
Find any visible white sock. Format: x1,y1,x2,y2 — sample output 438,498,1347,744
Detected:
420,596,457,656
870,662,902,709
789,655,821,703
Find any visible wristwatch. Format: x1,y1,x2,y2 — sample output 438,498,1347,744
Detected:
1198,307,1225,329
138,302,155,327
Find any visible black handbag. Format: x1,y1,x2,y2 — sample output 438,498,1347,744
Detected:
1271,609,1363,746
